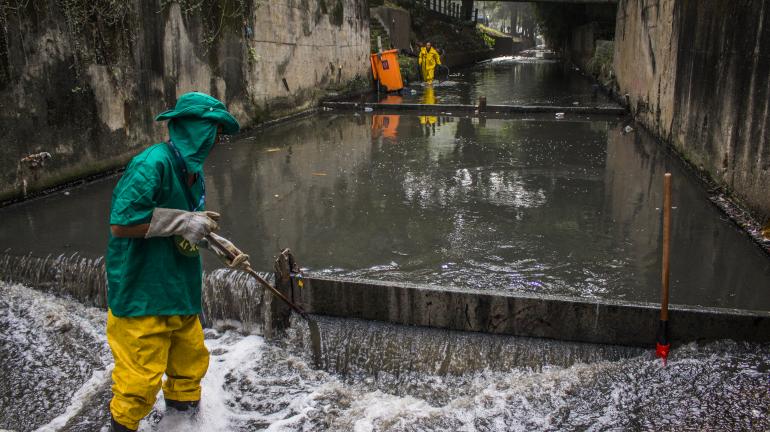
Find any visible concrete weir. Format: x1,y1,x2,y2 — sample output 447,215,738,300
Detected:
323,101,628,115
287,276,770,347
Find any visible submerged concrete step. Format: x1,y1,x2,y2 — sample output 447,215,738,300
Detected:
323,101,628,115
291,276,770,347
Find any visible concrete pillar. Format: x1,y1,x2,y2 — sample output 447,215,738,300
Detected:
461,0,474,21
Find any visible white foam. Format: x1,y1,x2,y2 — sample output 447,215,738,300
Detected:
35,366,114,432
138,333,265,431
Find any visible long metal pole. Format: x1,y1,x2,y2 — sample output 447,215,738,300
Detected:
656,173,672,364
661,173,671,321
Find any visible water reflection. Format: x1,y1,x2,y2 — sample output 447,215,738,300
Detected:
371,56,615,107
1,113,769,309
419,85,438,134
371,95,402,142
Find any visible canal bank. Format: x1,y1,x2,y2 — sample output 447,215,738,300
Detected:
613,0,770,223
0,0,371,204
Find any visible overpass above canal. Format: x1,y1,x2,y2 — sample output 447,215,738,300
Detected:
455,0,618,22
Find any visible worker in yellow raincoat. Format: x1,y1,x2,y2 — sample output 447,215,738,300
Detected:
418,42,442,84
106,92,250,431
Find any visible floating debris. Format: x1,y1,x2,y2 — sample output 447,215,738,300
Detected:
20,151,52,167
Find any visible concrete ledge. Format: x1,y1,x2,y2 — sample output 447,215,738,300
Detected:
294,276,770,347
323,101,627,115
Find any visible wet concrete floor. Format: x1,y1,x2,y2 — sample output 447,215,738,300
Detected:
1,111,769,310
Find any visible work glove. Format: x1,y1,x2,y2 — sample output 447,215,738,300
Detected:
202,232,251,271
145,208,220,244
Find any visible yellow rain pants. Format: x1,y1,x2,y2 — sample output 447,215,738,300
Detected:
107,310,210,430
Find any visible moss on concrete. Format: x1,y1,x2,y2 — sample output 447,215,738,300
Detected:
330,0,344,26
587,40,614,87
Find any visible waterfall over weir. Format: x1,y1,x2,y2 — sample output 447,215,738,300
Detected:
0,252,645,376
286,314,645,379
2,253,770,431
0,253,108,309
0,253,273,334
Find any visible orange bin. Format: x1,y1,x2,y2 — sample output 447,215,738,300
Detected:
370,49,404,92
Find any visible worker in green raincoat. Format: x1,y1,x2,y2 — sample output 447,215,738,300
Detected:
106,92,249,432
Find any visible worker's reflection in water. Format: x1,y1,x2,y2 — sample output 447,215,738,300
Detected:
419,85,437,136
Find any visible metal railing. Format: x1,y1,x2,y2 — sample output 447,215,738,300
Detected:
420,0,479,22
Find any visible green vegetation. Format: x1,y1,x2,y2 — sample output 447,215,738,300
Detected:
160,0,254,52
480,31,495,49
477,23,508,39
475,2,536,42
399,55,419,83
587,40,614,87
55,0,135,67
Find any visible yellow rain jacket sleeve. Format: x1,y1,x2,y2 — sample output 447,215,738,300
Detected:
107,310,209,430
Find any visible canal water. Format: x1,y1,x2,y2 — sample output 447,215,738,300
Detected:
1,112,769,309
375,55,616,107
2,282,768,431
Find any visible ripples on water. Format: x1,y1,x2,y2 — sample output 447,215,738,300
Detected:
2,282,769,431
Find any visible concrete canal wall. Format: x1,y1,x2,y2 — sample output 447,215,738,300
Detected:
0,0,370,203
614,0,770,220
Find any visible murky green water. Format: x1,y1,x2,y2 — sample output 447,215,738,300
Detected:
375,56,615,106
2,111,769,310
